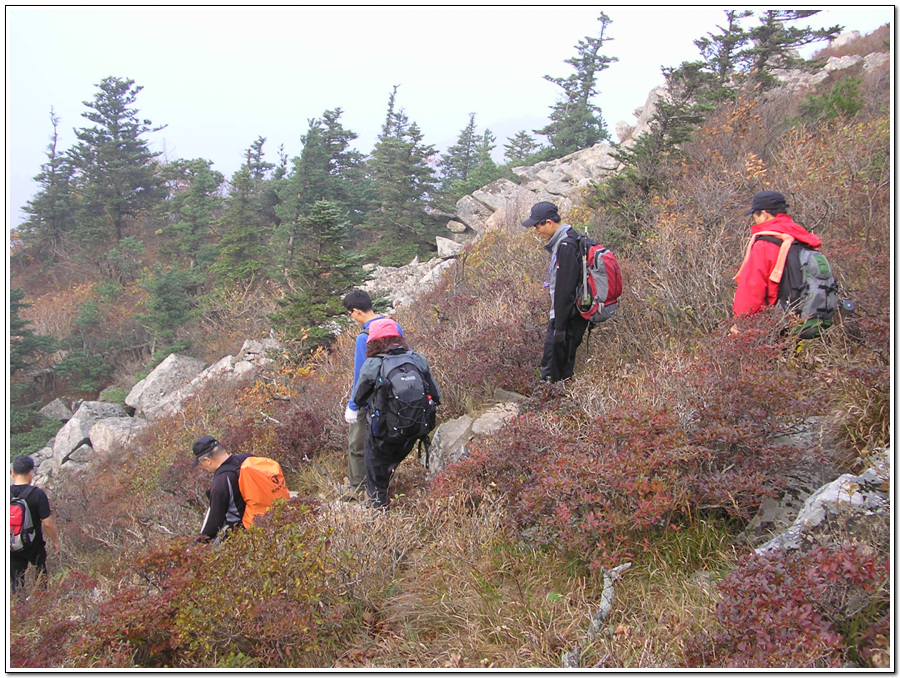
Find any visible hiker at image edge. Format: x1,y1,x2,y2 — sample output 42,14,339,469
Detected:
523,201,591,383
350,318,441,510
192,436,289,543
10,455,61,593
732,190,839,339
340,289,405,503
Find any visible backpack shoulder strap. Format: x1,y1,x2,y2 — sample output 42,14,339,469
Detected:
734,230,795,284
12,485,35,502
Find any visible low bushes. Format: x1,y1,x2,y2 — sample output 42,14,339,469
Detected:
684,540,890,668
434,312,824,569
61,501,349,668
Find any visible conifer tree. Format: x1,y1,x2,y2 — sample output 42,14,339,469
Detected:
159,158,224,268
212,139,276,283
68,77,166,244
503,130,543,166
269,200,366,345
535,13,617,160
274,110,371,274
741,10,842,90
367,86,438,262
18,109,77,262
439,113,480,190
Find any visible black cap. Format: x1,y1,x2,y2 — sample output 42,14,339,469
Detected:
522,201,560,228
744,191,788,216
192,435,218,466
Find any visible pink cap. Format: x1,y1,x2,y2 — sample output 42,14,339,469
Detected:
366,318,401,342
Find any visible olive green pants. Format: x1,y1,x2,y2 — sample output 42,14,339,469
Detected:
348,417,367,488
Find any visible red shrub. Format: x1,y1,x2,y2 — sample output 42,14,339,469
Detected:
684,543,889,668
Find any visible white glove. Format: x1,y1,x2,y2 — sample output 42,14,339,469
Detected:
344,405,358,424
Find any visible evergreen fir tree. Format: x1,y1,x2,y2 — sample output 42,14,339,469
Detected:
212,139,277,283
159,158,224,268
17,109,77,261
68,76,166,244
269,200,367,345
535,12,617,160
367,86,438,263
439,113,480,191
741,10,842,90
503,130,543,166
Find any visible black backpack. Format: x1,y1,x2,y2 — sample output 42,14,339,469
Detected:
10,486,36,552
370,351,437,458
757,233,838,338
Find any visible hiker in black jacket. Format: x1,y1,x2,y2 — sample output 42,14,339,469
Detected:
10,455,60,591
192,436,248,542
523,201,590,382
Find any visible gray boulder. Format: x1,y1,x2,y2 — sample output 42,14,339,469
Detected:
426,403,521,480
52,401,126,465
454,195,494,234
435,236,464,258
426,414,474,480
756,465,890,555
126,354,208,420
89,417,149,456
39,398,73,423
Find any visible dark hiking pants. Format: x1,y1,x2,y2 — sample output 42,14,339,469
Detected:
540,316,589,382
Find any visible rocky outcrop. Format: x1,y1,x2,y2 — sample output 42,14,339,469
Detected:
89,417,149,456
28,338,285,491
126,354,208,420
39,398,73,423
363,257,457,309
52,401,128,465
755,449,891,554
425,402,521,480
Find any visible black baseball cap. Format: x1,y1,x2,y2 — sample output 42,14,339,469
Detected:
744,191,788,216
522,201,560,228
192,435,218,465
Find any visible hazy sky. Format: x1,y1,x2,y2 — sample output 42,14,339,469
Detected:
6,6,892,228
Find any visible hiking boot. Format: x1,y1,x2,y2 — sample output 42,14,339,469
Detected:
339,484,366,502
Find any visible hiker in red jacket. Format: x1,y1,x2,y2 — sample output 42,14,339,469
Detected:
733,191,823,316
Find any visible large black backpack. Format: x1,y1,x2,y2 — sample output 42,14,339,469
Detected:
370,351,437,455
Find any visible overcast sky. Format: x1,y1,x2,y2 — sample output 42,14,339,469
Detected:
5,6,892,228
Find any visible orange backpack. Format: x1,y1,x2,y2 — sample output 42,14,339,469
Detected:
237,457,290,528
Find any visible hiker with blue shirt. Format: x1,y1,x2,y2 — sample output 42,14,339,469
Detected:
523,201,590,382
341,290,403,502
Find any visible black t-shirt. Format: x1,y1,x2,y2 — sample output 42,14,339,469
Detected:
10,484,52,550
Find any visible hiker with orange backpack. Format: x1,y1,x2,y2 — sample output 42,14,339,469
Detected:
192,436,289,543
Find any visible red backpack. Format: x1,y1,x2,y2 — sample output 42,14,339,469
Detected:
10,486,36,552
576,236,622,323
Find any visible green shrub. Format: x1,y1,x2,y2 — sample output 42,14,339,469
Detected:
9,417,61,459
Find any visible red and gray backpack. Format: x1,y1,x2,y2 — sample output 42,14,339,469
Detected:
576,236,623,323
10,485,36,552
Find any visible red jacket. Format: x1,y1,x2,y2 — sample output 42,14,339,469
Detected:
733,214,822,316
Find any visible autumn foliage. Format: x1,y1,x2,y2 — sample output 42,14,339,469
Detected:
9,28,891,670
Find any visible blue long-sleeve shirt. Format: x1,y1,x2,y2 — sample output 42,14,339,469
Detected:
348,317,404,411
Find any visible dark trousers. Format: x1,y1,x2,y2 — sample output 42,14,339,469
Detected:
364,433,416,509
540,316,590,382
11,545,48,592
